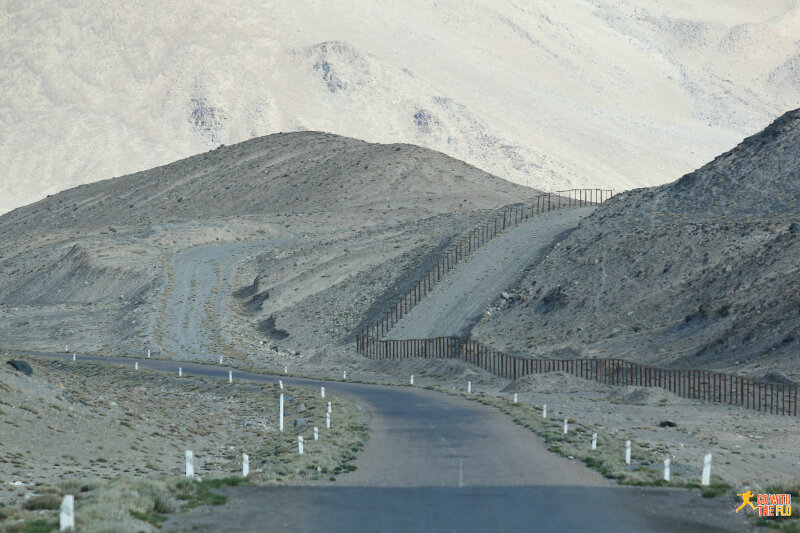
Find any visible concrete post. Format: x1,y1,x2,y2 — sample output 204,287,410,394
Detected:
326,412,331,429
179,367,182,377
135,362,138,370
664,458,671,481
279,394,284,433
591,433,597,450
563,419,568,434
467,381,472,393
513,393,518,403
279,380,283,390
410,375,414,385
72,354,76,362
701,454,712,486
542,404,547,418
321,387,325,398
298,436,304,455
229,371,233,383
243,453,249,478
59,494,75,531
185,450,194,478
625,440,631,465
314,427,319,440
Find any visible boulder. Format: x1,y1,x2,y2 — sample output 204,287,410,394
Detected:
6,360,33,376
293,418,308,431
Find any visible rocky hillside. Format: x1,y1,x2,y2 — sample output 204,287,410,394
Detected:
0,132,534,358
0,131,528,238
473,109,800,380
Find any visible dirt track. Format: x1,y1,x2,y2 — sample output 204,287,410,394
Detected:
386,208,591,339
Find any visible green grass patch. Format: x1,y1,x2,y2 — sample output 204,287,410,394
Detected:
129,509,168,526
172,477,247,509
5,518,59,533
21,494,61,511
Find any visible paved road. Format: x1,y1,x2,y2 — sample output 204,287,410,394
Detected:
385,208,591,339
28,353,747,532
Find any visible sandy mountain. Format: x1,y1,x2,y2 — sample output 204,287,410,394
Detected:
473,109,800,380
2,0,799,214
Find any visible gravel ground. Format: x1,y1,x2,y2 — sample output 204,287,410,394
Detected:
386,208,590,339
0,357,365,509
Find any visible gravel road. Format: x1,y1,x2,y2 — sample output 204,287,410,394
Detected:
29,353,748,533
386,208,592,339
154,238,293,359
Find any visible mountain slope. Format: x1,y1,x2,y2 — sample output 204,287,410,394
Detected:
0,132,534,357
2,0,799,213
473,109,800,380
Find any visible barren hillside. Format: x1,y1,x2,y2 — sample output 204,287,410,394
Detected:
0,132,534,360
2,0,799,213
473,109,800,380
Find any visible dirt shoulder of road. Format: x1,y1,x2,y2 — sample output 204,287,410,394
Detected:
278,352,800,493
0,357,366,532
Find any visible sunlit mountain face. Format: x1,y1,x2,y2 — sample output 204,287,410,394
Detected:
2,0,798,214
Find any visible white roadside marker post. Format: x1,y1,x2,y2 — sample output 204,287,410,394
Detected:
279,394,284,433
284,366,288,375
326,412,331,429
591,433,597,450
147,349,151,358
701,454,712,486
513,393,518,403
298,436,304,455
542,405,547,418
625,440,632,465
467,381,472,394
664,458,671,482
135,362,138,371
563,419,568,434
219,356,223,364
327,402,331,414
410,375,414,385
59,494,75,531
185,450,194,478
321,387,326,398
314,427,319,440
65,345,69,353
228,371,233,383
343,371,347,380
179,367,182,377
279,380,283,390
242,453,249,478
72,354,76,362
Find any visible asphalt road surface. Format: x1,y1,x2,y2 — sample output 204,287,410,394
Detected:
28,353,748,533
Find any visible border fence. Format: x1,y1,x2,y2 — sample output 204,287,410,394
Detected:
354,188,798,417
358,189,613,339
355,335,799,416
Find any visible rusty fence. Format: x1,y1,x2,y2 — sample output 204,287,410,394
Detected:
359,189,613,339
354,335,799,417
353,188,798,417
